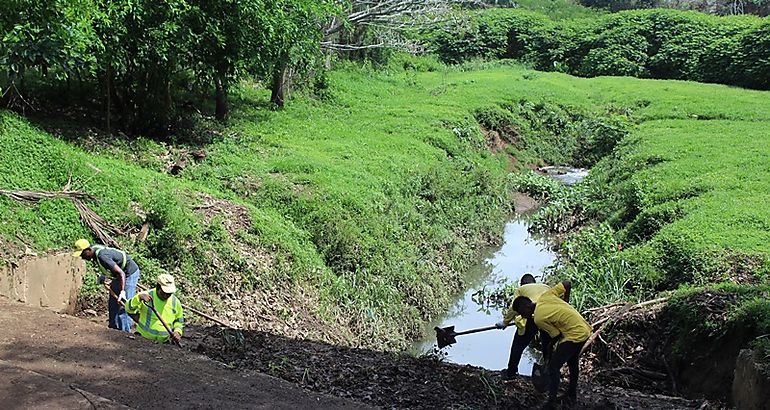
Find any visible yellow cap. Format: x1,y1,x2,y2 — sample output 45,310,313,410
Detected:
72,239,90,257
157,274,176,294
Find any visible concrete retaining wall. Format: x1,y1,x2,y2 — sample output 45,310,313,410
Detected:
0,253,84,314
733,348,770,410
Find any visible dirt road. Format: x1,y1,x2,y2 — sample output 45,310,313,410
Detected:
0,297,368,410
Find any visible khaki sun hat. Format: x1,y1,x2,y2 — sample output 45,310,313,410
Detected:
72,239,90,257
157,274,177,294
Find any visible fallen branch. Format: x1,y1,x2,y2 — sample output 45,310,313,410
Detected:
0,189,94,202
1,189,122,248
584,302,624,314
72,198,122,248
583,303,633,355
582,297,669,355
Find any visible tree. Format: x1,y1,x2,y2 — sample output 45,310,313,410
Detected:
90,0,190,133
186,0,333,113
322,0,474,52
266,0,335,107
187,0,273,120
0,0,98,107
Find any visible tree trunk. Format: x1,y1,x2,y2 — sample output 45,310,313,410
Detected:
270,59,289,108
214,76,228,120
106,64,111,135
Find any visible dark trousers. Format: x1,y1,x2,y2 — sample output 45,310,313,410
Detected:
547,340,585,402
507,317,552,373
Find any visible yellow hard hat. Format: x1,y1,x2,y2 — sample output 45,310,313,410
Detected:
72,239,90,257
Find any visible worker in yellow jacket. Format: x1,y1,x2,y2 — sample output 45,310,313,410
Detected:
495,273,565,380
125,274,184,344
513,281,591,408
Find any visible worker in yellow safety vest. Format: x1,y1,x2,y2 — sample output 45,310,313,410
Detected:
512,281,590,408
73,239,140,332
125,274,184,344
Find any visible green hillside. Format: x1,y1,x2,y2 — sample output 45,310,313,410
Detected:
3,60,769,350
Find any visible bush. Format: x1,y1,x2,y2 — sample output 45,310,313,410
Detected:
734,22,770,89
425,9,552,64
509,170,566,200
421,8,768,90
548,224,647,311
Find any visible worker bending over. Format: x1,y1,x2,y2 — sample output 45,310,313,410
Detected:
73,239,140,332
512,281,591,409
125,274,184,344
495,273,565,380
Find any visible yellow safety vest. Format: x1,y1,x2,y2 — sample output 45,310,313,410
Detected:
125,289,184,343
91,245,127,277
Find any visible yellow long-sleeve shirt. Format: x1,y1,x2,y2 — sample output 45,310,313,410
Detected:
533,283,591,343
503,283,560,335
125,289,184,343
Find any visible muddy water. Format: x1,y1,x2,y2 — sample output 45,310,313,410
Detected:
411,168,586,374
411,218,556,374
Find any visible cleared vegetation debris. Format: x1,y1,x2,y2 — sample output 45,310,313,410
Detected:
0,189,123,248
191,325,715,409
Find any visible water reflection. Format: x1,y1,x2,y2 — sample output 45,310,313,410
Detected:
539,166,588,185
411,219,555,374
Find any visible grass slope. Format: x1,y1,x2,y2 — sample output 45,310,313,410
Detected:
1,60,769,350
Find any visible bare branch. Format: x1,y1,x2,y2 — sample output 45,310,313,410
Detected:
325,0,481,37
321,42,386,51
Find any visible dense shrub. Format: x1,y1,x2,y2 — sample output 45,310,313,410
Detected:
426,9,553,64
423,8,769,90
734,22,770,89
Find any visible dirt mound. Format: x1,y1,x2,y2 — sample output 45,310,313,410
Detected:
192,193,252,236
186,192,356,349
192,326,715,409
582,290,751,402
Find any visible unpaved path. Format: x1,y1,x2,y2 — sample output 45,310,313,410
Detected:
0,296,718,410
0,297,368,410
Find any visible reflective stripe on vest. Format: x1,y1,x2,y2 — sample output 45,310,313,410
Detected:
92,245,127,276
135,290,178,338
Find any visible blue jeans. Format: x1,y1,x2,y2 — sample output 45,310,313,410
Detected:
109,270,139,332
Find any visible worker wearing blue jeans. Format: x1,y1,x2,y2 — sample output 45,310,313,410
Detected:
74,239,141,332
107,268,139,330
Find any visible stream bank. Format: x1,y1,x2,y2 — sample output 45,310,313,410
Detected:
410,167,588,373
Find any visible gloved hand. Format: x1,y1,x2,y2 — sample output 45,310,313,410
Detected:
97,275,106,285
495,321,507,329
118,290,127,304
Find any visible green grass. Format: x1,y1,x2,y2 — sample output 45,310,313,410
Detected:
603,119,770,287
512,0,604,19
1,59,769,350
